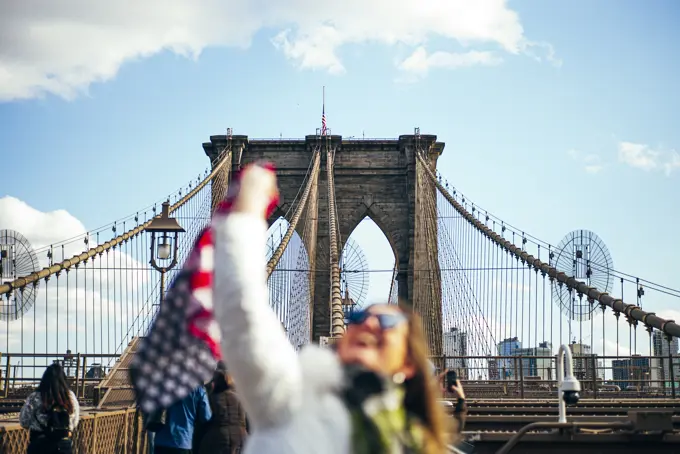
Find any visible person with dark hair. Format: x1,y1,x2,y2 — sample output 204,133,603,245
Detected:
205,361,228,395
198,365,248,454
194,361,230,451
19,363,80,454
211,165,455,454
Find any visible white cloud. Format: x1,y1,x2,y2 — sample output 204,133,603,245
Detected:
0,0,556,101
0,196,153,370
397,47,503,79
662,151,680,176
618,142,680,176
522,41,562,68
596,337,632,358
583,165,603,174
657,309,680,325
567,149,604,174
0,196,87,251
618,142,660,171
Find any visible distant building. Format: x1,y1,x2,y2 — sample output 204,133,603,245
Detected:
61,350,78,378
497,337,522,379
569,342,602,381
612,355,652,389
86,363,106,379
443,327,468,379
488,359,500,381
652,331,680,390
515,341,553,381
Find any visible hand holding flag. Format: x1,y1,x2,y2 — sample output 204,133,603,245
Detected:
218,163,280,219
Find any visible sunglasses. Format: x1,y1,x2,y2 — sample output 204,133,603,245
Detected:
346,310,408,330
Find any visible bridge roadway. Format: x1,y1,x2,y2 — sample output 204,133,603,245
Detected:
1,398,679,453
2,339,679,452
444,398,680,453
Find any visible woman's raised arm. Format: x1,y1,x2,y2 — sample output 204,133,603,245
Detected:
212,166,303,430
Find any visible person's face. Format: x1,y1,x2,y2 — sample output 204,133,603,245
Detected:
336,305,415,378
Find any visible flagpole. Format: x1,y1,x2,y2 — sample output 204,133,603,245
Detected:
323,86,326,132
322,86,327,136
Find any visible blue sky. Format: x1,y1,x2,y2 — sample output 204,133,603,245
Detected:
1,1,679,354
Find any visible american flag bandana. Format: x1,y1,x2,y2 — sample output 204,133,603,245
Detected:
130,163,278,415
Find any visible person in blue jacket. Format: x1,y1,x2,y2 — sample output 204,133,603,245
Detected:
154,385,212,454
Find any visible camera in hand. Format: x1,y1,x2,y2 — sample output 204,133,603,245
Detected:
446,370,458,389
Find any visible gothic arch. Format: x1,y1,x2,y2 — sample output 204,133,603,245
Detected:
340,197,399,266
267,203,309,243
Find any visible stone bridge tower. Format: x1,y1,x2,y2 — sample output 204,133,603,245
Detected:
203,134,444,355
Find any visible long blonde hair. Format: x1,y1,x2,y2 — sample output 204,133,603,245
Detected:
401,308,454,453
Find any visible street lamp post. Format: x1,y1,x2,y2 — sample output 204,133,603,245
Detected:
144,201,185,314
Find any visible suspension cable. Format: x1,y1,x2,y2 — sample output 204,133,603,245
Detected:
327,138,344,337
266,148,321,277
0,143,233,296
415,148,680,339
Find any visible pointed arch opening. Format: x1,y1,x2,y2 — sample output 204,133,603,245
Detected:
342,216,396,311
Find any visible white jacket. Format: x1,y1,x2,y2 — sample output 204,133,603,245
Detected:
212,213,352,454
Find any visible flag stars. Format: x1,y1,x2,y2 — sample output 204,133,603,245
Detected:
131,228,219,414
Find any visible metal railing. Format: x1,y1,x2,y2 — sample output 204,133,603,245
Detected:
249,137,404,142
5,353,676,402
0,352,118,401
0,408,145,454
433,354,680,399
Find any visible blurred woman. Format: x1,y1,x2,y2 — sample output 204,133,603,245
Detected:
211,165,453,454
198,365,248,454
20,363,80,454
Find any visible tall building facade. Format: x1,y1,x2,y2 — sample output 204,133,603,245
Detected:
497,337,522,379
652,331,680,389
443,327,468,378
516,341,553,380
569,342,602,381
612,355,652,389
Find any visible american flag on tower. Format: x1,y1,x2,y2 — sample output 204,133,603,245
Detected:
321,86,327,136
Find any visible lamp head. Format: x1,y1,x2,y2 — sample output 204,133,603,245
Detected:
145,201,184,272
144,201,185,234
157,240,171,260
